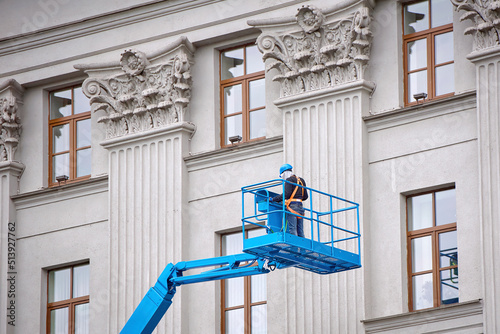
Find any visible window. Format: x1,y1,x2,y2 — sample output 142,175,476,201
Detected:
403,0,454,105
47,263,90,334
49,85,91,185
221,230,267,334
406,188,458,311
220,44,265,147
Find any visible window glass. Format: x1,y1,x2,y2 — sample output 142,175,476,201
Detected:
435,32,454,64
251,275,266,303
50,89,72,120
74,87,90,114
221,48,244,80
411,236,432,273
413,273,433,310
73,264,90,298
404,1,429,34
431,0,453,28
246,45,265,74
53,124,70,153
225,277,244,307
53,154,70,180
76,148,92,178
49,268,71,302
50,308,69,334
222,233,243,256
249,79,265,110
250,109,266,140
408,70,428,103
435,189,456,226
440,270,459,304
439,230,458,267
225,308,244,334
435,63,454,96
408,194,432,231
251,304,267,334
77,119,91,148
224,85,243,115
75,303,90,334
224,115,243,144
407,39,427,71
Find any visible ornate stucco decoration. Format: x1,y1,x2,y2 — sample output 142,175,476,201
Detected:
76,37,195,139
0,79,24,162
249,3,372,98
452,0,500,51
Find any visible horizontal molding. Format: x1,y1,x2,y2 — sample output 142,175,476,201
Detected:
11,175,108,209
365,92,477,133
362,300,483,333
185,136,283,172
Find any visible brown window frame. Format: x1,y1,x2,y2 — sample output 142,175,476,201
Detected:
219,43,266,148
406,188,458,312
403,1,454,106
220,230,267,334
48,85,91,186
46,263,90,334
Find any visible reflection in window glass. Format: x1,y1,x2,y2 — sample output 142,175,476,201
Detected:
50,89,72,120
407,39,427,71
431,0,453,28
249,79,265,110
408,70,428,103
435,63,454,96
408,194,432,231
224,85,243,115
221,48,244,80
413,273,433,310
439,231,458,267
404,1,429,34
53,124,70,153
440,270,459,304
412,236,433,273
77,119,91,148
251,304,267,334
246,45,265,74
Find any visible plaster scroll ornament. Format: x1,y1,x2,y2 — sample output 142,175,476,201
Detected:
0,95,22,162
82,43,193,139
451,0,500,51
256,5,372,98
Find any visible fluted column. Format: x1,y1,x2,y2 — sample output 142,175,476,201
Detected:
77,37,195,333
250,2,374,333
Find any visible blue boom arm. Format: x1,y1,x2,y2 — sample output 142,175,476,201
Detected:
120,253,273,334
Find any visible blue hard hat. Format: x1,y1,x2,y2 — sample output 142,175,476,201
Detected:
279,163,293,176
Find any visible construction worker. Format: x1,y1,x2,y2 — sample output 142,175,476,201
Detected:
270,164,308,237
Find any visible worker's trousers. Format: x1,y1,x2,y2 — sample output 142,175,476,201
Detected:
286,202,305,237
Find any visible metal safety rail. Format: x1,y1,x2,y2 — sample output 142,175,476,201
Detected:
241,179,361,274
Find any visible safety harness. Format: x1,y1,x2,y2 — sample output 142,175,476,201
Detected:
285,176,305,216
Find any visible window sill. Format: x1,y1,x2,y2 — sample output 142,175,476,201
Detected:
361,299,483,333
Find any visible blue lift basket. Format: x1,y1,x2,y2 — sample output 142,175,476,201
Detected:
241,179,361,274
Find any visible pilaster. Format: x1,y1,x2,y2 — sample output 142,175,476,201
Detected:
250,2,374,333
452,1,500,332
0,161,24,334
77,36,195,333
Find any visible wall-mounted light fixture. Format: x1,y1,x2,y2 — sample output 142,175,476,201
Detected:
413,92,427,103
228,135,242,145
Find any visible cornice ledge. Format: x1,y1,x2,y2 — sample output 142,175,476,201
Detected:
467,44,500,61
101,121,195,149
274,79,375,107
0,79,25,95
0,160,25,174
185,136,283,172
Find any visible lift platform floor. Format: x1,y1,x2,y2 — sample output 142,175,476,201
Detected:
243,232,360,274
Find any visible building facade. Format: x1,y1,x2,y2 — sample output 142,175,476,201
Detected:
0,0,498,333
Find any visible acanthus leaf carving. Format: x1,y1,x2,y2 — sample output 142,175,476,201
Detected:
256,5,372,98
0,79,24,162
81,39,194,139
452,0,500,51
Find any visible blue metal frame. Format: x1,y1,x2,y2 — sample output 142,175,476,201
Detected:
241,179,361,274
